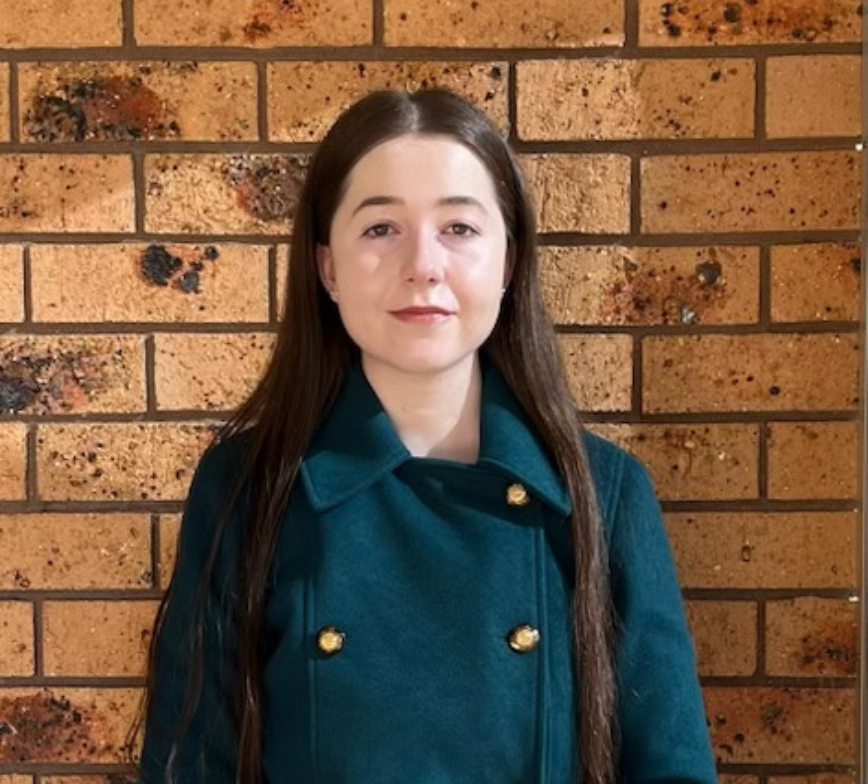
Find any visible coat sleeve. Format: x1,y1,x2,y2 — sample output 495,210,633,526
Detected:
136,442,242,784
608,451,717,783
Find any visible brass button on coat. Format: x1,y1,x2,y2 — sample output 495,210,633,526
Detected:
505,482,529,506
507,623,540,653
317,625,346,655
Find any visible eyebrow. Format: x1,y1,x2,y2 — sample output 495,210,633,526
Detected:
350,195,489,216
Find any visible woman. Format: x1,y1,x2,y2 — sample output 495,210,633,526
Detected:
128,88,717,784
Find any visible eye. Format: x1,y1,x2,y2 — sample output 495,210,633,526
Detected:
362,223,394,238
445,222,479,237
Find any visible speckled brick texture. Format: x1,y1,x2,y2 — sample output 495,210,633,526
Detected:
541,245,760,325
639,0,861,46
0,688,141,763
0,0,861,777
30,244,270,323
666,512,858,590
587,423,759,501
517,59,754,140
154,332,275,411
0,0,121,47
642,151,860,233
19,62,258,143
0,246,24,322
766,56,861,138
136,0,372,46
686,600,757,676
269,62,509,141
384,0,624,47
0,155,135,233
43,601,160,677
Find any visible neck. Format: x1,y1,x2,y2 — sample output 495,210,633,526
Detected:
361,353,483,463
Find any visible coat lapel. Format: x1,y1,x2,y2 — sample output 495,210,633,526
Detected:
300,353,571,517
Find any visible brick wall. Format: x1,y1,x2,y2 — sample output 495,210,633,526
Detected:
0,0,862,781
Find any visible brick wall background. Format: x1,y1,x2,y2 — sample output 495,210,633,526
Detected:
0,0,863,781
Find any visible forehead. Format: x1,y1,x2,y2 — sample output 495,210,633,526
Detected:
340,134,500,206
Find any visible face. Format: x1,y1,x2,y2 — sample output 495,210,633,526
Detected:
317,133,511,380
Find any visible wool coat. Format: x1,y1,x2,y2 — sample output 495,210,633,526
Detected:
137,352,717,784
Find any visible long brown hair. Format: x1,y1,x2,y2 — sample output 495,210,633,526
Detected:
127,88,617,784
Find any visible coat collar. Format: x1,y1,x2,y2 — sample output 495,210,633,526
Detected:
300,353,572,517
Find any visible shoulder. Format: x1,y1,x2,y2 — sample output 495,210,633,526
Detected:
579,428,657,530
176,428,255,561
188,427,255,502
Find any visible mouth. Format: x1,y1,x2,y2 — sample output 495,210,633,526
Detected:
389,306,455,323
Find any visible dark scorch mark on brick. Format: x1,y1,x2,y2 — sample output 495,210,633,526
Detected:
139,244,217,295
602,254,728,325
223,155,308,222
0,691,101,762
243,0,303,42
799,615,857,675
0,347,118,415
24,73,181,143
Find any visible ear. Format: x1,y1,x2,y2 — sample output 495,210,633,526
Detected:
316,243,336,291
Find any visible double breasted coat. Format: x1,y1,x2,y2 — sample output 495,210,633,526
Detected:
138,352,717,784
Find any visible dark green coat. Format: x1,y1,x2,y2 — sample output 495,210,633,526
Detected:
139,354,717,784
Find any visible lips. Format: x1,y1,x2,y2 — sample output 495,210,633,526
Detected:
391,306,453,316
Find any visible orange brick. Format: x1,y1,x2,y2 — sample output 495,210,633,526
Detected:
43,600,160,677
0,776,33,784
145,154,309,235
0,602,34,676
520,154,631,233
665,512,857,590
685,600,757,676
518,59,754,141
641,152,860,233
0,514,152,590
385,0,623,46
136,0,371,46
36,423,217,502
43,778,121,784
771,243,861,323
766,597,857,678
767,421,858,500
719,777,759,784
0,424,27,502
0,64,9,142
0,246,24,322
704,686,855,764
540,245,759,326
154,332,275,411
643,333,859,413
587,423,758,501
639,0,861,46
769,775,855,784
559,334,633,412
269,61,509,142
31,244,269,324
158,514,181,590
42,777,121,784
19,61,257,143
0,155,134,234
767,56,860,139
0,0,121,47
0,687,140,763
0,335,145,415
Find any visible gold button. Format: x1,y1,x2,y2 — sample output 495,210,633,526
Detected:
316,625,346,655
507,623,540,653
506,482,529,506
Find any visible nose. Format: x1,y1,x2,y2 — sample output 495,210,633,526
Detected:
401,229,445,284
